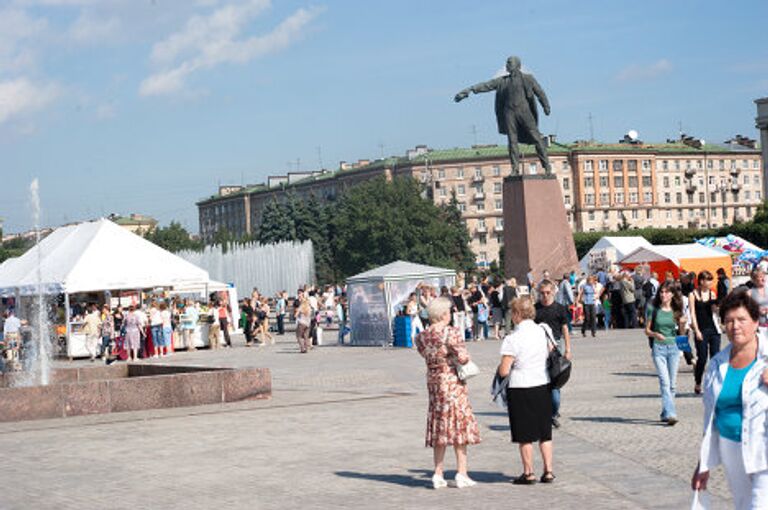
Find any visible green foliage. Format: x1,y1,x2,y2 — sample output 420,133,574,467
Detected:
144,221,202,253
251,176,474,283
0,235,34,264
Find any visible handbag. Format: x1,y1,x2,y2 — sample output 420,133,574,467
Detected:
675,334,692,352
540,324,572,389
441,328,480,381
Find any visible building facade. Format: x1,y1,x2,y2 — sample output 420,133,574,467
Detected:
197,139,763,265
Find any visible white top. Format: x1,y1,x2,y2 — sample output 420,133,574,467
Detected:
499,319,550,388
149,307,162,326
3,316,21,335
161,309,172,328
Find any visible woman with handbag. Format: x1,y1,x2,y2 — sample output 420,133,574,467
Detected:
498,296,555,485
644,280,686,426
414,296,481,490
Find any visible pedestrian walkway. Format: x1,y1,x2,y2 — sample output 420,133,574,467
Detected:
0,328,731,509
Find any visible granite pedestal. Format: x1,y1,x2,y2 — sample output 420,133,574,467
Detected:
502,173,578,282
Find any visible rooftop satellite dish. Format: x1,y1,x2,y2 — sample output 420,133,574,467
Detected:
627,129,639,141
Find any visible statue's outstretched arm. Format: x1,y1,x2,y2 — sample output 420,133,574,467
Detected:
454,77,502,102
531,77,551,116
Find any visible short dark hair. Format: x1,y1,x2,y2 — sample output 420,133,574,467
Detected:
719,290,760,322
697,270,713,283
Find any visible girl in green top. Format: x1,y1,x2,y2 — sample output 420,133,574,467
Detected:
644,280,686,425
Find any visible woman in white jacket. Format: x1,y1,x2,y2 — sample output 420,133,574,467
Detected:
691,291,768,509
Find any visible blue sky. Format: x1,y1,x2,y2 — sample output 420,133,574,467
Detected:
1,0,767,234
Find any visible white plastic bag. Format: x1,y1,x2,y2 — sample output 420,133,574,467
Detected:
690,489,710,510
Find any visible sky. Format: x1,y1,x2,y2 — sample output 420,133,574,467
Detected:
1,0,767,235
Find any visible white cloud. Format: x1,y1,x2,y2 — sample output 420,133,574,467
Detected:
616,59,672,82
68,11,121,43
140,1,321,97
0,7,48,73
0,78,59,125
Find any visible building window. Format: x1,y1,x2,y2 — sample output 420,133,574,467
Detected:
599,160,608,171
585,194,595,205
458,202,466,212
564,195,571,205
628,160,638,171
663,160,669,170
588,211,595,221
712,208,718,217
599,176,609,187
677,209,683,220
674,160,680,170
496,218,504,228
699,192,705,203
474,183,483,193
646,209,652,219
676,192,682,204
439,187,447,198
475,167,482,177
477,218,486,228
456,167,464,178
613,160,624,171
479,235,487,245
664,192,671,203
707,159,713,169
746,190,752,200
584,176,594,188
631,209,638,219
754,175,760,185
757,191,762,201
437,169,445,179
666,210,672,220
642,160,651,171
457,184,465,196
614,176,624,187
711,192,717,203
563,178,570,190
629,176,638,187
663,176,670,187
585,160,593,171
744,174,750,185
493,166,501,176
494,182,502,194
719,160,725,170
629,192,638,203
495,199,502,210
528,162,537,174
476,201,485,211
600,192,609,205
614,192,624,204
643,191,653,203
603,210,610,219
642,176,652,187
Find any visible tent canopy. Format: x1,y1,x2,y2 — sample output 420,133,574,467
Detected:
346,260,456,284
579,236,653,271
0,219,210,296
619,243,732,279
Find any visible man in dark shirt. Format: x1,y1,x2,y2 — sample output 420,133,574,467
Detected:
534,279,572,429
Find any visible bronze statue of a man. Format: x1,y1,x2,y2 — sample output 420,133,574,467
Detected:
455,56,551,175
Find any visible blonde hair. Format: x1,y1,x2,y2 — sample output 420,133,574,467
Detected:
510,296,535,320
427,296,453,323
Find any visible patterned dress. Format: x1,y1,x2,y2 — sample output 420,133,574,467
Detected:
415,326,481,447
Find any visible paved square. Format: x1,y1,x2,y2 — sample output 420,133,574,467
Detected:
0,328,733,509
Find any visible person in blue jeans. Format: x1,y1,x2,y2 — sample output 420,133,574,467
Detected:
644,281,686,425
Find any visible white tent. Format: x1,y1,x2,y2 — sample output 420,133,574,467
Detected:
346,261,456,346
0,218,210,296
579,236,653,272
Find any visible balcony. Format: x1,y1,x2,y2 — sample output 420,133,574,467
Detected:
476,225,487,234
731,183,742,192
472,175,485,183
473,192,485,200
686,184,697,194
684,168,696,178
494,224,504,233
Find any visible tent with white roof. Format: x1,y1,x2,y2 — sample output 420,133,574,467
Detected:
579,236,653,272
346,261,456,346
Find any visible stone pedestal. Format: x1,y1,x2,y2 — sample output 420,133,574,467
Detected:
502,174,578,284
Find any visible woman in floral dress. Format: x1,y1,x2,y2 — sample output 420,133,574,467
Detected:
415,296,481,490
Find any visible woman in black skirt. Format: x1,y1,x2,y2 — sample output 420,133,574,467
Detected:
498,296,554,485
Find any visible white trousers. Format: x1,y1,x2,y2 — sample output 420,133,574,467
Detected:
85,334,100,358
719,436,768,509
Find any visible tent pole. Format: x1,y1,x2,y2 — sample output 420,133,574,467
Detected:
64,292,71,358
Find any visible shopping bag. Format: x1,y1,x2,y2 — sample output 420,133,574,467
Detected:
676,335,692,352
690,489,710,510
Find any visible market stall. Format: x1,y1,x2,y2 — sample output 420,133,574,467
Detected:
579,236,653,273
346,260,456,346
0,219,219,358
618,243,733,280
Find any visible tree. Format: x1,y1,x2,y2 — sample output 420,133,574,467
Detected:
256,198,293,244
145,221,202,253
618,212,631,231
331,176,474,278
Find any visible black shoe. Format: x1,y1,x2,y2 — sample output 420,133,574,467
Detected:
540,471,555,483
512,473,537,485
552,417,561,429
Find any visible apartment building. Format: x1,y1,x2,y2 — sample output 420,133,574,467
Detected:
197,138,763,266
